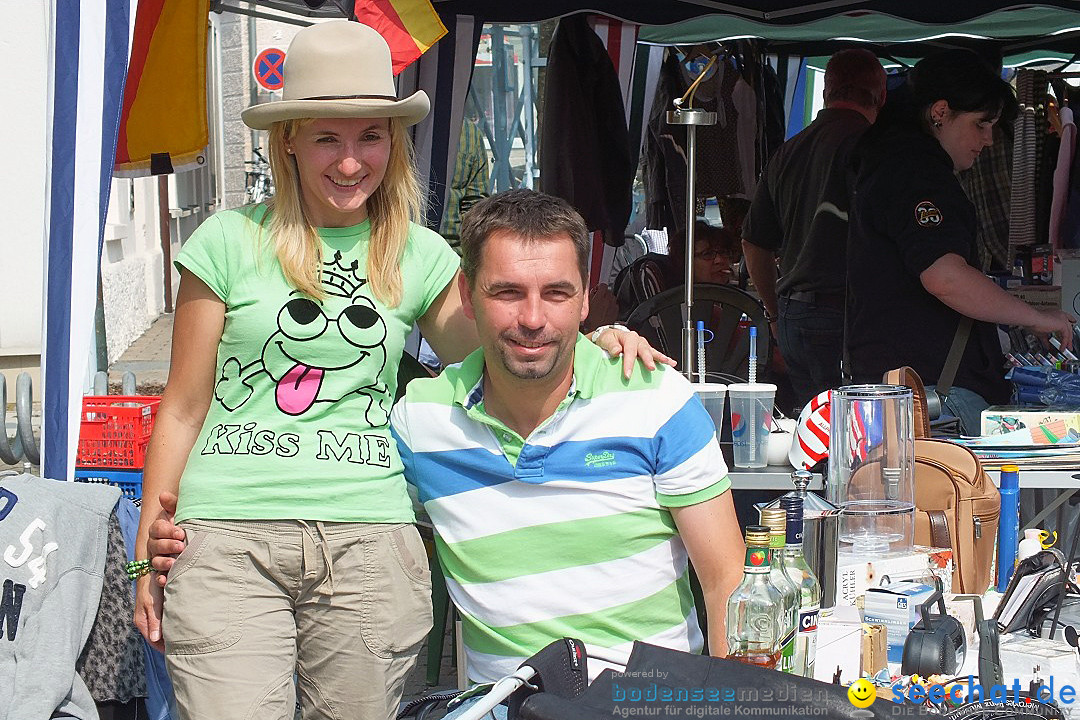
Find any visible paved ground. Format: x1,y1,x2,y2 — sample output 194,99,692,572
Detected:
109,313,173,394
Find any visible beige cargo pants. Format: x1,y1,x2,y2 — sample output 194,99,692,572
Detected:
162,519,433,720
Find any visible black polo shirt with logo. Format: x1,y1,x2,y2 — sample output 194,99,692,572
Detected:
743,108,870,296
847,126,1010,404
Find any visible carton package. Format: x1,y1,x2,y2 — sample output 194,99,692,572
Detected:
998,635,1080,697
1059,251,1080,316
861,623,888,677
813,604,862,684
836,546,952,606
980,406,1080,437
862,581,936,663
1008,284,1062,312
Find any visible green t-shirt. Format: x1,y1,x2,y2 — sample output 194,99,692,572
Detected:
173,205,459,523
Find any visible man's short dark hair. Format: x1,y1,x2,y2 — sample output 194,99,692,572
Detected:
460,189,590,286
824,48,885,109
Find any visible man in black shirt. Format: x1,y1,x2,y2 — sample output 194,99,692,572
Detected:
742,50,886,409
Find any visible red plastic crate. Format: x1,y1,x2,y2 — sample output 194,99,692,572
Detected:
76,395,161,469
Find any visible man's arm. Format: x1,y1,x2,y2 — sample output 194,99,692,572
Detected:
669,492,745,658
742,240,779,324
920,253,1075,347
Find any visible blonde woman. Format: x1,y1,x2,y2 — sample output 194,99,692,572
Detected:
133,21,665,720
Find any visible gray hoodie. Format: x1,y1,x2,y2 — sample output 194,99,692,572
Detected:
0,473,120,720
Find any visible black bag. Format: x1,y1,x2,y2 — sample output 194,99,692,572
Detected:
993,550,1067,635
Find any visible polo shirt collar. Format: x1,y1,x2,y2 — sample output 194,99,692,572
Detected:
451,333,610,411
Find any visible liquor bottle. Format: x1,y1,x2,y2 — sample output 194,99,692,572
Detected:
780,495,821,678
726,526,784,669
759,508,799,673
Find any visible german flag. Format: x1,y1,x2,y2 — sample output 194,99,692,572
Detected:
354,0,448,75
114,0,210,176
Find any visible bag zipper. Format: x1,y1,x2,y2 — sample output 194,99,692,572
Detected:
916,455,983,590
973,510,999,541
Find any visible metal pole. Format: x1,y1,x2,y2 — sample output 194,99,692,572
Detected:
158,176,174,313
665,107,716,380
683,124,697,381
520,26,536,189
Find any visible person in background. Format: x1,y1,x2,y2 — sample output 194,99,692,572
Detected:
847,49,1074,434
132,21,667,720
691,222,742,286
654,221,742,291
742,49,887,409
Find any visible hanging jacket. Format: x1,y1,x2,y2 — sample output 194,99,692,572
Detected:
539,13,633,245
76,511,147,704
0,473,119,720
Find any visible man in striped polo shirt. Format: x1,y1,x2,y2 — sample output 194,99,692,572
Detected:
391,189,745,698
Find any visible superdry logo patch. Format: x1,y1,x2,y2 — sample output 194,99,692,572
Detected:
585,451,616,468
915,200,943,227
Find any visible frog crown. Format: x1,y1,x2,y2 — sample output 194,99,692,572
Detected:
322,251,368,298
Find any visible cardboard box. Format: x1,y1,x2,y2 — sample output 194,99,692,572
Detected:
861,623,888,677
814,604,862,684
998,635,1080,695
1008,284,1062,312
862,581,936,663
1057,251,1080,316
836,546,952,606
980,406,1080,437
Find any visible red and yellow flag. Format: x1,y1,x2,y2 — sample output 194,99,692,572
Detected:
354,0,448,75
115,0,210,176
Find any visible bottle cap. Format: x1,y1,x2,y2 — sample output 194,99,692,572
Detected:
1000,464,1020,490
744,525,771,546
780,496,804,544
759,508,787,533
780,495,803,512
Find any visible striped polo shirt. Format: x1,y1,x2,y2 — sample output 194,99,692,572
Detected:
390,335,730,682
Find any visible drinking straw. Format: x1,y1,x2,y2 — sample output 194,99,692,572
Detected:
747,317,757,384
696,320,707,383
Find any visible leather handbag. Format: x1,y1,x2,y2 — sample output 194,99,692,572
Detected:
885,367,1000,593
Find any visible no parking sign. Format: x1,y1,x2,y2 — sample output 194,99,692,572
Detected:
253,47,286,92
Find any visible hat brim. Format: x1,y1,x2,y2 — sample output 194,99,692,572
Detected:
241,90,430,130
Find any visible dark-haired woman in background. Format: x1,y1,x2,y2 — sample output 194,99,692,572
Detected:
846,50,1074,434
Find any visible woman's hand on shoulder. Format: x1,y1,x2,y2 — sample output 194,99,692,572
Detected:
590,325,676,379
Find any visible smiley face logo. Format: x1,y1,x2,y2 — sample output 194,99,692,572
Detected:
848,678,876,709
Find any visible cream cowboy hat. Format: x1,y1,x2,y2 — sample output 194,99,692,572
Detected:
241,20,430,130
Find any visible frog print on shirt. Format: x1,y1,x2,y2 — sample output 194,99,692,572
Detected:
213,251,390,425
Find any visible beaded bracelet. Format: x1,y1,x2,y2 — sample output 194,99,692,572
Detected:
590,323,629,343
125,559,153,580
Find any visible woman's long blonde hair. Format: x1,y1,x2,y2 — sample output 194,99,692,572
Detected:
262,116,423,306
